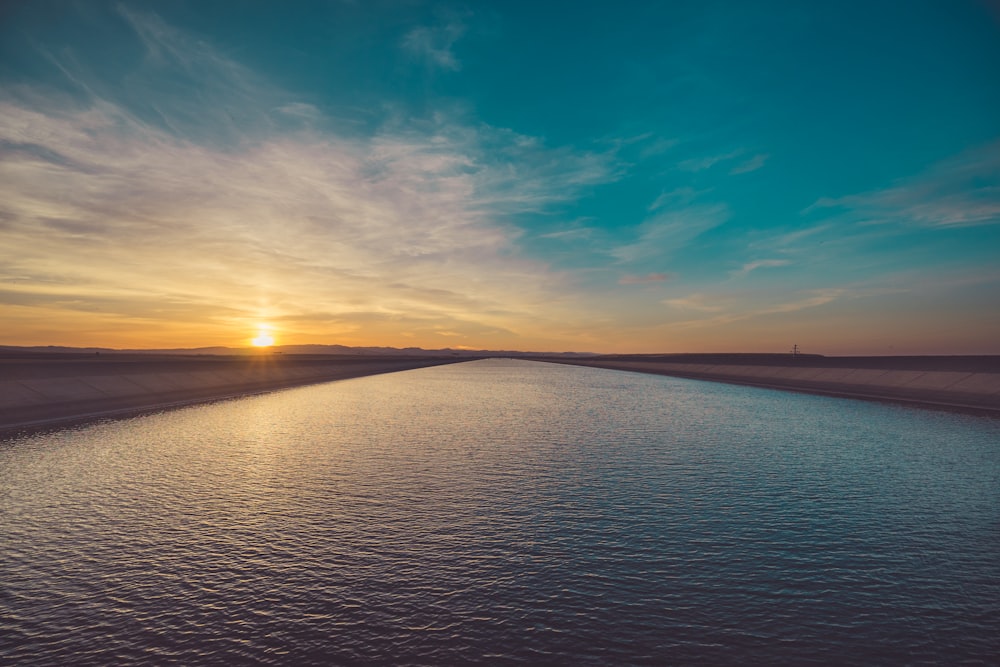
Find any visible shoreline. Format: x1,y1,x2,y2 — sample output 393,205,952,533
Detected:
5,353,1000,438
0,354,473,438
536,355,1000,416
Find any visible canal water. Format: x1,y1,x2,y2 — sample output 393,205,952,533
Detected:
2,359,998,664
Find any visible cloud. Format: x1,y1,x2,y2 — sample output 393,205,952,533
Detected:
731,258,790,278
114,6,286,144
766,224,833,248
678,149,742,172
755,144,1000,268
469,131,619,214
805,141,1000,228
618,272,674,285
639,137,678,158
275,102,322,121
402,19,466,71
0,9,619,347
647,187,700,212
538,226,596,241
611,204,729,262
667,289,845,328
663,293,722,311
729,153,768,175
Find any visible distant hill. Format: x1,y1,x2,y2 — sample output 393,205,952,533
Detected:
0,344,599,359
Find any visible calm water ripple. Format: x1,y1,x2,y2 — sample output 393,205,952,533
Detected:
2,359,999,665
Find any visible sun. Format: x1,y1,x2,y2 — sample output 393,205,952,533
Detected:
251,327,275,348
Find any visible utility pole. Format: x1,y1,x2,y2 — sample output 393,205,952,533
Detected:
792,344,799,357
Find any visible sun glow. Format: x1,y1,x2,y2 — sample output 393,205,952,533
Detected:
251,326,275,348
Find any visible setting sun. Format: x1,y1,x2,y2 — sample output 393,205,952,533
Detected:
251,328,275,348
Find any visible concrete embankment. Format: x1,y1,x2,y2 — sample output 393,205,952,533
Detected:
542,355,1000,414
0,354,471,435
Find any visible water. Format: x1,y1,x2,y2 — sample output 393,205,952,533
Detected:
2,358,998,665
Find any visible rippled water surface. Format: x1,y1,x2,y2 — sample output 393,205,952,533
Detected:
3,359,999,665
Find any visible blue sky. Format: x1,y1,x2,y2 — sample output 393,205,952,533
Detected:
1,0,999,353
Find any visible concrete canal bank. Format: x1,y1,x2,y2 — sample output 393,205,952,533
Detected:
542,355,1000,414
4,352,998,435
0,353,471,435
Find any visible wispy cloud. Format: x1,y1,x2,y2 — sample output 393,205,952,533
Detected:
805,141,1000,228
114,6,290,143
639,137,678,158
766,224,833,248
731,258,790,278
678,149,742,172
275,102,323,122
0,9,619,347
647,187,701,212
611,204,728,262
619,272,674,285
663,293,722,312
730,153,768,175
667,289,845,328
402,18,466,71
538,226,596,241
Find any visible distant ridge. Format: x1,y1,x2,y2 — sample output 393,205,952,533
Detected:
0,344,599,359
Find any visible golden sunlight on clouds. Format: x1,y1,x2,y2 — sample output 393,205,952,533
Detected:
0,83,620,351
0,4,632,355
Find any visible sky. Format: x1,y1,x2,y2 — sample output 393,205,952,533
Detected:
1,0,999,354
